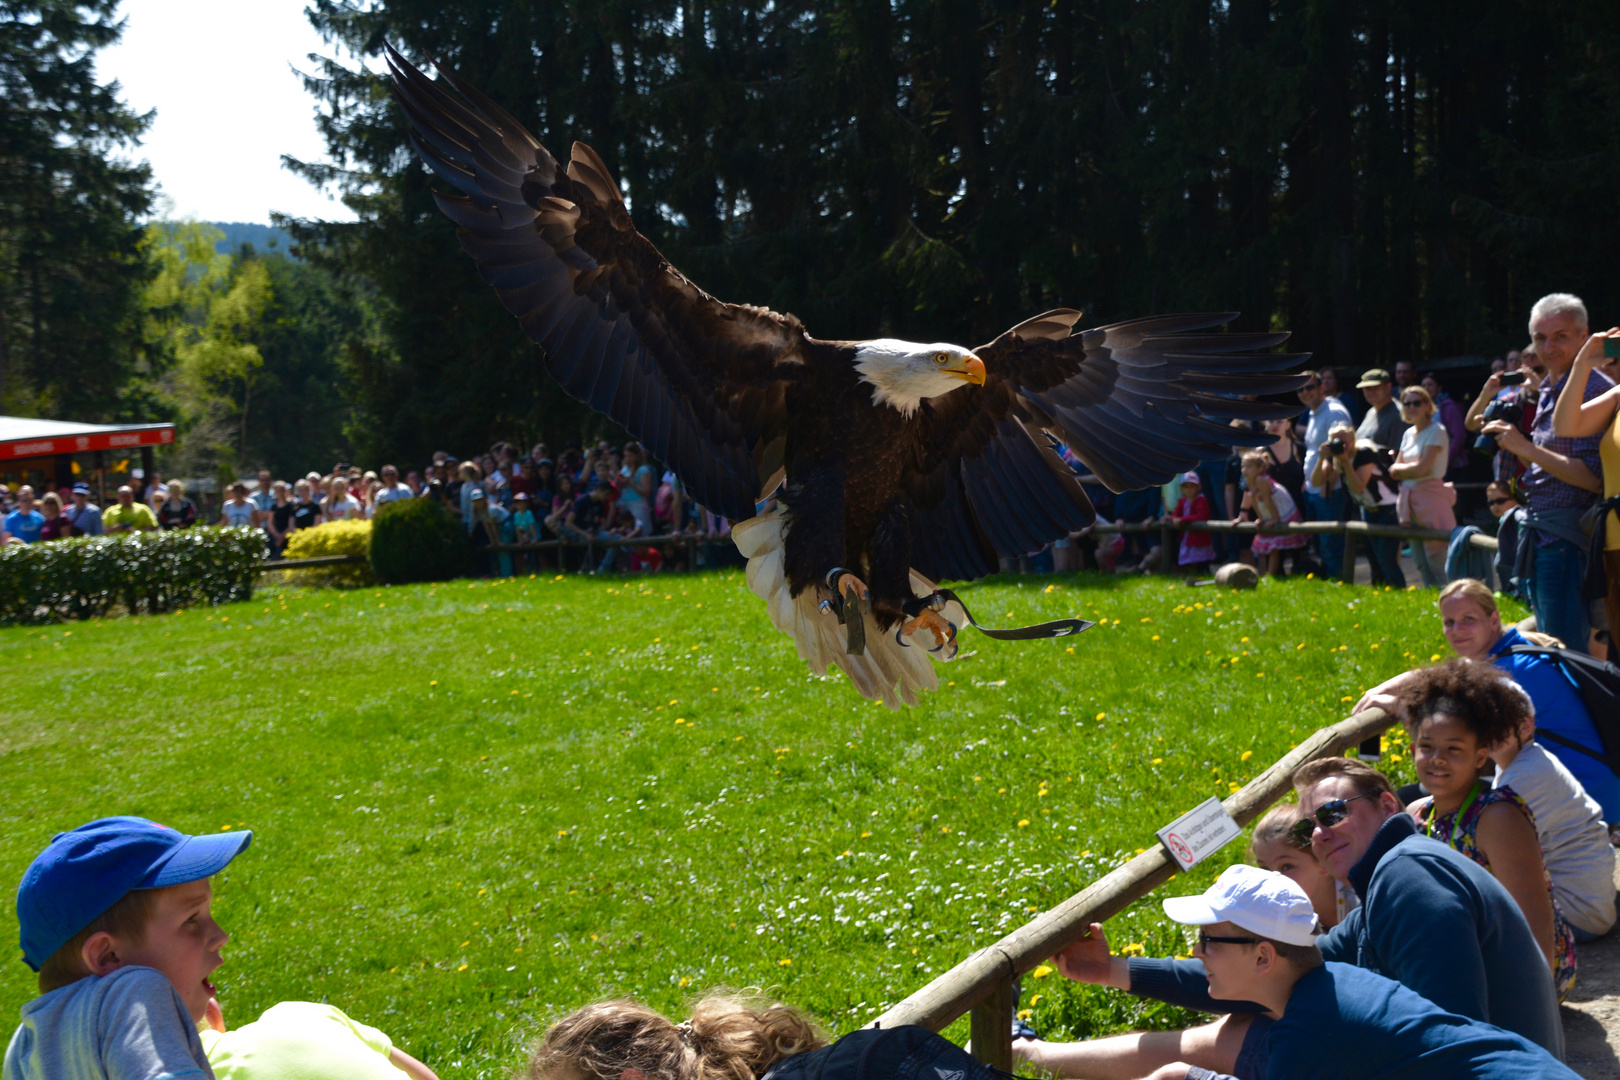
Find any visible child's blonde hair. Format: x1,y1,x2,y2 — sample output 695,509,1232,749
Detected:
1240,450,1270,473
1249,800,1309,857
527,991,824,1080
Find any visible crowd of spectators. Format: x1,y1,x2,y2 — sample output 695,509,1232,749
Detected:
0,442,745,577
3,292,1618,629
1048,292,1620,664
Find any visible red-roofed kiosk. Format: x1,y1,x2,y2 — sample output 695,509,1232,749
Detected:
0,416,174,502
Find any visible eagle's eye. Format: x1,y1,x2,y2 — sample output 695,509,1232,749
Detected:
933,351,950,365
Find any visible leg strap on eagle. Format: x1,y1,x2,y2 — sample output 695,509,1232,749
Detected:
818,567,869,656
899,589,1095,643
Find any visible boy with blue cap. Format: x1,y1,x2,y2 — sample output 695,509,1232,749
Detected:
1148,864,1579,1080
4,816,251,1080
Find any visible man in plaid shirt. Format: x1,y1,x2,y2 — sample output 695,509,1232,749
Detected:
1482,292,1610,653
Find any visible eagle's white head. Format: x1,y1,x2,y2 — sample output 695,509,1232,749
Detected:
852,340,987,417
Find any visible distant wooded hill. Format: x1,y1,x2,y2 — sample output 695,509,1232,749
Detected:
208,221,296,257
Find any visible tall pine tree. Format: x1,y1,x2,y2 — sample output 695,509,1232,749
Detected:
0,0,154,420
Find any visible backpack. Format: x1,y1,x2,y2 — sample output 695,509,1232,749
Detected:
1505,645,1620,773
762,1026,1016,1080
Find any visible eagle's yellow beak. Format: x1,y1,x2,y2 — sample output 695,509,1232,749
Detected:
951,355,987,386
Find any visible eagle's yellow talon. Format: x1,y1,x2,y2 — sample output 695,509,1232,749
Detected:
901,608,955,650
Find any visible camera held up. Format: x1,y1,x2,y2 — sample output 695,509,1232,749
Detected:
1473,396,1525,457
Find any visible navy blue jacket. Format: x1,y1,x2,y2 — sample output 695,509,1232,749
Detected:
1192,962,1577,1080
1129,815,1563,1058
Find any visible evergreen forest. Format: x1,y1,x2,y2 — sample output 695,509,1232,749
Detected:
7,0,1620,470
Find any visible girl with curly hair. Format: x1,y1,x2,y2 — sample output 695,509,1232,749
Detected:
1398,659,1577,1000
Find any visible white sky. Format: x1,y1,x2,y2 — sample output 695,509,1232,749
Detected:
98,0,366,224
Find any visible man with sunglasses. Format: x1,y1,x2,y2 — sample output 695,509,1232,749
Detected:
1030,758,1561,1079
1299,371,1353,577
1141,866,1579,1080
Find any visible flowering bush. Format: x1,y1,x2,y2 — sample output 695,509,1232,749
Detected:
0,526,267,624
282,519,374,587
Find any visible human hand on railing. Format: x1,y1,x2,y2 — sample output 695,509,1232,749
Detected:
1054,922,1131,988
1352,670,1416,717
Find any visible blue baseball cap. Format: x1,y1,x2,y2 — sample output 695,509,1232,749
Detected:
16,816,251,971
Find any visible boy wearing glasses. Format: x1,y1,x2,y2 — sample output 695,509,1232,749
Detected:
1487,480,1526,598
1141,865,1578,1080
1021,758,1561,1079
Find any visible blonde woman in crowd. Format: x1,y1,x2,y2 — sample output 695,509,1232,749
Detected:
158,480,197,529
322,477,363,521
1388,384,1455,587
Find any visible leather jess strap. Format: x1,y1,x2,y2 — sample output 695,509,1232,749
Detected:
904,588,1096,641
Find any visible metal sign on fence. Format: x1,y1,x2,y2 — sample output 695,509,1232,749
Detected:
1155,797,1243,872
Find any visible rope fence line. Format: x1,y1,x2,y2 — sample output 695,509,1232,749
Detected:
867,707,1397,1070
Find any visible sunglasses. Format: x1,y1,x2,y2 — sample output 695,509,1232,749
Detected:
1289,792,1378,845
1198,930,1261,951
1488,497,1512,507
1399,398,1425,407
1299,382,1321,392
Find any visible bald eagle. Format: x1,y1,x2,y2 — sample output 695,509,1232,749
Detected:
387,47,1308,707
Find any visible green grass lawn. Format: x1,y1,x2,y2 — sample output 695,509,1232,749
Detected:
0,569,1514,1077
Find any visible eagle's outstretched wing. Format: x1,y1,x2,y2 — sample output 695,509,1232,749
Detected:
387,45,800,521
902,311,1309,581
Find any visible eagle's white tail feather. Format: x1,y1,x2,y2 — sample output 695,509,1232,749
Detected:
735,510,940,709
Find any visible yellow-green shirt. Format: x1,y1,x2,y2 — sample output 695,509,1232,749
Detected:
102,502,157,532
199,1002,400,1080
1602,414,1620,550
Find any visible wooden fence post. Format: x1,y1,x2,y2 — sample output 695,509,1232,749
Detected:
1160,524,1177,574
1340,530,1359,584
967,976,1019,1071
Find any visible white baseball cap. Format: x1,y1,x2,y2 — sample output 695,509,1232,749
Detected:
1161,864,1321,947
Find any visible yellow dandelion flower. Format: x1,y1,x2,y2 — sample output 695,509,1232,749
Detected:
1240,750,1253,762
1032,964,1054,978
1018,819,1030,827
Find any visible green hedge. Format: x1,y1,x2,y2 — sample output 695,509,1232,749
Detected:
0,527,267,624
368,497,471,584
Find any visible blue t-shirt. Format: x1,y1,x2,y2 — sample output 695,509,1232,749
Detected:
3,509,44,543
1491,625,1620,823
3,966,211,1080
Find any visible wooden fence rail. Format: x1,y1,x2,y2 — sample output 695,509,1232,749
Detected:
261,532,728,574
1089,518,1497,585
867,707,1397,1069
